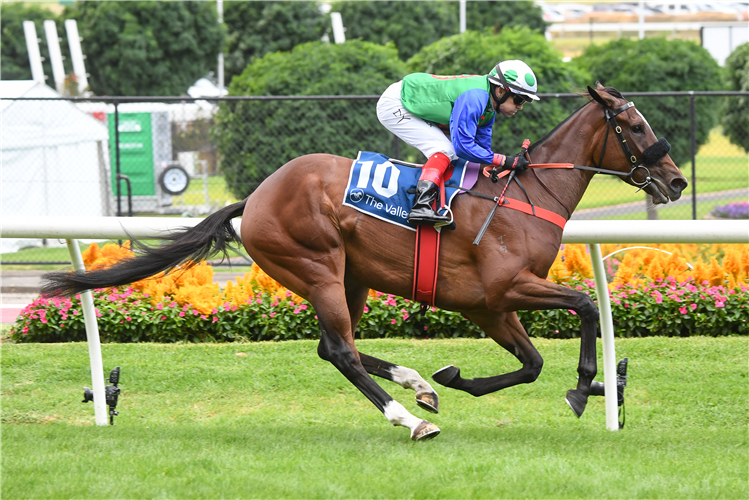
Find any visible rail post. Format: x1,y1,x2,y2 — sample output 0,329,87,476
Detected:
589,243,619,431
66,239,108,426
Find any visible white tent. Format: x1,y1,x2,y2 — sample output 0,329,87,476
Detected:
1,80,112,253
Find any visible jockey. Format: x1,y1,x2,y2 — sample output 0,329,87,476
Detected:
376,60,539,228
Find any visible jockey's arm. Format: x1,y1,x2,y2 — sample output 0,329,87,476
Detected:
449,89,497,165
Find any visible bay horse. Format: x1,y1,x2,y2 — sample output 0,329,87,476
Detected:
42,84,687,440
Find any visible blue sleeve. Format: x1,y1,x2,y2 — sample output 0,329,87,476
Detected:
449,88,495,164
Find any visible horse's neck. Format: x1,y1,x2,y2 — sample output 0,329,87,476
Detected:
529,106,602,214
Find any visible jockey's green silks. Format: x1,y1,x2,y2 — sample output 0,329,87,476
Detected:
400,73,495,127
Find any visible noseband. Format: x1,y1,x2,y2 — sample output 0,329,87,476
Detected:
593,101,671,191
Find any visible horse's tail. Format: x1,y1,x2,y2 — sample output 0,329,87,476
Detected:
40,199,248,297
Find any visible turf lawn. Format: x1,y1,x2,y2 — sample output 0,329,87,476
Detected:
1,337,746,499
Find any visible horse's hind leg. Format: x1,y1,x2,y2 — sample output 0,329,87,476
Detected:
433,311,543,397
344,279,440,413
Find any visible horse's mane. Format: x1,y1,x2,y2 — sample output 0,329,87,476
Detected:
528,85,623,153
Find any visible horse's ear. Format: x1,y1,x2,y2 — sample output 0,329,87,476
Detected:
588,85,618,108
587,85,607,106
595,81,605,90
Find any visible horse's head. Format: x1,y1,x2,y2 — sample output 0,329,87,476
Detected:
587,82,688,204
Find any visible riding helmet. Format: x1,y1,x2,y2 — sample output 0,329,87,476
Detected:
487,60,540,101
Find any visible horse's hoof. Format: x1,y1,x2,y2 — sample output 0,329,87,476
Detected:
411,420,440,441
432,365,460,387
415,391,439,414
565,389,588,418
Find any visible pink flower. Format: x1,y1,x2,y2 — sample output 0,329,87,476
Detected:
690,303,697,311
212,308,218,315
679,306,687,314
193,310,199,316
652,291,663,304
161,316,167,321
402,313,409,320
391,319,397,324
200,315,207,320
212,317,218,323
363,306,369,313
156,303,164,310
715,301,725,308
286,290,292,297
568,310,577,315
95,309,102,318
126,316,132,321
300,304,307,310
385,298,397,306
293,308,301,314
22,326,29,334
270,312,276,318
179,311,185,317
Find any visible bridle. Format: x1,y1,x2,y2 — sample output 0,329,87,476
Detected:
465,97,673,244
592,101,655,191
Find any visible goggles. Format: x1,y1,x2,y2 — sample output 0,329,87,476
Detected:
512,93,532,106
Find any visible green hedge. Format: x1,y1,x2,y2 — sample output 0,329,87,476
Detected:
10,278,747,343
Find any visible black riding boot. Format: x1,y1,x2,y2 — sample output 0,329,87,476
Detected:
407,180,453,228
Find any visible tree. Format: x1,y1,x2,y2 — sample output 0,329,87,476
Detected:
330,1,546,61
213,41,408,199
573,37,724,167
223,1,328,85
1,3,67,82
329,1,454,61
407,27,590,154
721,42,749,153
465,1,548,34
63,1,224,95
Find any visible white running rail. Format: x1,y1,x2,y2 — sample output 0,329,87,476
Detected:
3,217,748,429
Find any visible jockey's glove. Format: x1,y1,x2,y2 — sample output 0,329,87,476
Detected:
494,154,529,172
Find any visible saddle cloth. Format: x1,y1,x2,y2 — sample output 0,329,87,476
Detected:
342,151,481,230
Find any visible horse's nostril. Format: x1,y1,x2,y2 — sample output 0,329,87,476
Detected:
670,177,688,192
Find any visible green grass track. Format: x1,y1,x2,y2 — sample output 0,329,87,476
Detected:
2,337,746,498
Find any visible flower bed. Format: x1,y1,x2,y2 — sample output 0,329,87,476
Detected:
710,201,749,219
9,242,749,343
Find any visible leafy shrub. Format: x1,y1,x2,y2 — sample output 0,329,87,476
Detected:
212,40,408,199
572,37,724,167
406,27,590,153
721,42,749,153
10,243,748,343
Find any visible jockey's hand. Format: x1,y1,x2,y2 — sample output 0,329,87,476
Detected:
503,154,530,172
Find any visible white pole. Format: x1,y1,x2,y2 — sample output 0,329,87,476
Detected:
217,0,225,94
459,0,466,33
43,21,65,92
638,0,645,39
66,239,108,426
331,12,346,44
589,244,619,431
64,20,89,93
23,21,46,83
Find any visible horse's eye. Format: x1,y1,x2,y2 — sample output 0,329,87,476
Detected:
632,125,644,134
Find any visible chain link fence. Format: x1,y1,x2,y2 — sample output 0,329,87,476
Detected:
2,91,747,264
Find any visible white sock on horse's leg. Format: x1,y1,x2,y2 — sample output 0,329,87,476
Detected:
383,400,422,431
390,365,436,395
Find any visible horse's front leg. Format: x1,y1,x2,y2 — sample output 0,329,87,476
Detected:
432,310,543,397
359,353,440,413
343,278,439,413
500,270,599,418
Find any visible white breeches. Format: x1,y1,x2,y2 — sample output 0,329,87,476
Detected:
376,81,457,161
